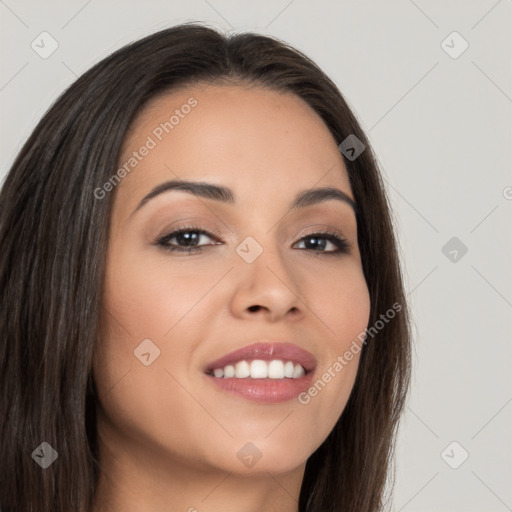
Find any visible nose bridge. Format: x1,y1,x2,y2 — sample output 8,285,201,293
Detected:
236,228,290,281
230,228,304,320
243,192,304,272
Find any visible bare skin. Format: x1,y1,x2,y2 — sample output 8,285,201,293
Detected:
92,82,371,512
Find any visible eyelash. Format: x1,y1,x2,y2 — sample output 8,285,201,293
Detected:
155,225,351,256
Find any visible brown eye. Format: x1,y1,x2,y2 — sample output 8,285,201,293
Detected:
294,232,350,255
156,227,220,253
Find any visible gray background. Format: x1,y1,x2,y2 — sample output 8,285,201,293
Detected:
1,1,511,510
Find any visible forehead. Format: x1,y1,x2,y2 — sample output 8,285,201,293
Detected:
115,83,352,213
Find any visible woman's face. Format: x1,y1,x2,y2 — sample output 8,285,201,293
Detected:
93,83,371,477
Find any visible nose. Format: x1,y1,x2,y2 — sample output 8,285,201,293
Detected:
229,242,305,323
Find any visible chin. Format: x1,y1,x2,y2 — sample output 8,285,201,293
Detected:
206,435,314,476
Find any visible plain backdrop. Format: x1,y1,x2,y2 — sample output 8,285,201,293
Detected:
1,1,511,510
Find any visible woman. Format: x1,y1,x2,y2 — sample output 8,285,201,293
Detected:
0,22,411,512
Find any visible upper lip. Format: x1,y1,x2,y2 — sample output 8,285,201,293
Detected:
204,341,317,373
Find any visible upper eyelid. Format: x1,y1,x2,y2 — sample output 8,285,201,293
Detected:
158,225,221,241
159,225,347,238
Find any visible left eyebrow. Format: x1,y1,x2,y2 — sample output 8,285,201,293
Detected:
289,186,356,212
130,179,356,217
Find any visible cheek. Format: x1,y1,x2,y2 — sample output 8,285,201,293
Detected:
316,263,371,352
101,247,216,340
297,265,370,432
93,250,204,403
93,251,223,465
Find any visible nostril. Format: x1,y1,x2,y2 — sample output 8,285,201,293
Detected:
248,305,261,312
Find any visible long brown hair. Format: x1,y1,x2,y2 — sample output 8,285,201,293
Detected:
0,22,411,511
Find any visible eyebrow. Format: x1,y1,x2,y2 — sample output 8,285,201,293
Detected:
131,179,356,216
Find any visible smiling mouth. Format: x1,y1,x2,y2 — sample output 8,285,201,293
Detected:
203,363,314,404
202,341,317,403
205,359,309,379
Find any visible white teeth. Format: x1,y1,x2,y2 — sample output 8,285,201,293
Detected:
292,364,305,378
235,360,250,378
223,364,235,378
284,361,294,378
268,360,284,379
211,359,306,379
250,360,268,378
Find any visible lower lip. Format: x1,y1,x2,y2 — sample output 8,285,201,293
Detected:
204,372,315,403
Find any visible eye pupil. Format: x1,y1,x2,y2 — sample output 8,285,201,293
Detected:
305,237,326,250
177,231,200,246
